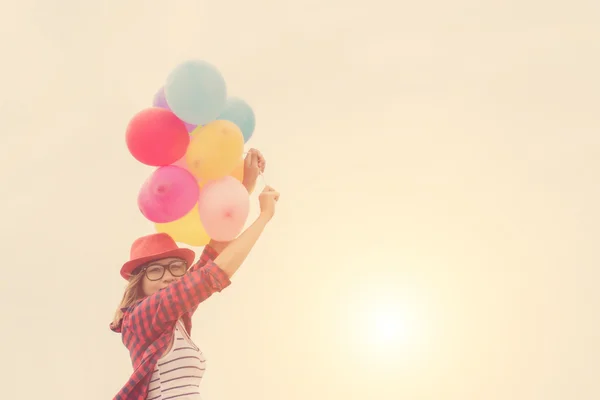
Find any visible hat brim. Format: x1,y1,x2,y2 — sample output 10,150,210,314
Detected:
120,248,196,280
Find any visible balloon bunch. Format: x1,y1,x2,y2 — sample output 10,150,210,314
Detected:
125,60,257,246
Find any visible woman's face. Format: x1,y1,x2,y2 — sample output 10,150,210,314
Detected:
140,257,187,296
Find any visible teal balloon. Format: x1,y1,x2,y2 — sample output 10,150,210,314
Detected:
217,97,256,142
164,60,227,125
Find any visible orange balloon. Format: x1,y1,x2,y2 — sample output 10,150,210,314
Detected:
185,120,244,181
230,159,244,182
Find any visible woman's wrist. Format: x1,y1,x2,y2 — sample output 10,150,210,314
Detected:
258,211,273,224
242,178,256,194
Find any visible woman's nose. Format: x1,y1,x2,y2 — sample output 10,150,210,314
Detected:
163,270,174,281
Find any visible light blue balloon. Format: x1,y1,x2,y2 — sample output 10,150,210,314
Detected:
217,97,256,142
164,60,227,125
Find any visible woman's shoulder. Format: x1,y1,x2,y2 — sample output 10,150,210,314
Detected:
109,299,145,333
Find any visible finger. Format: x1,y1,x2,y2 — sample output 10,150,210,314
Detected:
244,152,252,167
262,185,273,192
256,151,265,165
251,152,259,168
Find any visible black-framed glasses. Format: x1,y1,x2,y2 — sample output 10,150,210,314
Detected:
137,260,188,281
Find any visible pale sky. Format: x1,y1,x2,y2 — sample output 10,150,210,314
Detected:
1,1,599,399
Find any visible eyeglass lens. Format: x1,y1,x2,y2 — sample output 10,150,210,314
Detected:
145,260,187,281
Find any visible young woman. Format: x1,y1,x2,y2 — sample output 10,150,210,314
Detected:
110,149,278,400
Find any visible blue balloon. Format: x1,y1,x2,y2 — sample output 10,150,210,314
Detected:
217,97,256,142
164,60,227,125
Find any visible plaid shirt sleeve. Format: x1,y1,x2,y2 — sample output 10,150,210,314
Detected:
127,247,230,342
188,245,219,273
187,245,220,315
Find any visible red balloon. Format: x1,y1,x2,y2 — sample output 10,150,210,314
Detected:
126,107,190,166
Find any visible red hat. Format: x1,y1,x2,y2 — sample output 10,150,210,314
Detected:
120,233,196,280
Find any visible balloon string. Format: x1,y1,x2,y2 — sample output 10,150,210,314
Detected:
259,171,268,188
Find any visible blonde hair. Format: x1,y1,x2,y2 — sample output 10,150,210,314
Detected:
111,272,146,328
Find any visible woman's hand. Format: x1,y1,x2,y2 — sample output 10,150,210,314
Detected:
259,185,280,221
242,148,266,193
213,185,280,279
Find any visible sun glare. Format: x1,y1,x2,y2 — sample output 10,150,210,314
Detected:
345,290,425,362
362,305,412,353
335,276,431,368
372,308,406,343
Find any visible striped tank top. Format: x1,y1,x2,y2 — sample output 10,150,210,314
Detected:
146,320,206,400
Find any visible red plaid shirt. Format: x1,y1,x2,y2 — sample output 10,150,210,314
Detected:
110,246,231,400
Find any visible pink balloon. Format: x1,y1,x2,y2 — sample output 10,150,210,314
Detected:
126,108,190,166
198,176,249,241
138,166,200,223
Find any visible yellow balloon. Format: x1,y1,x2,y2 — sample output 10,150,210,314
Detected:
155,206,210,247
185,120,244,181
198,158,245,189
